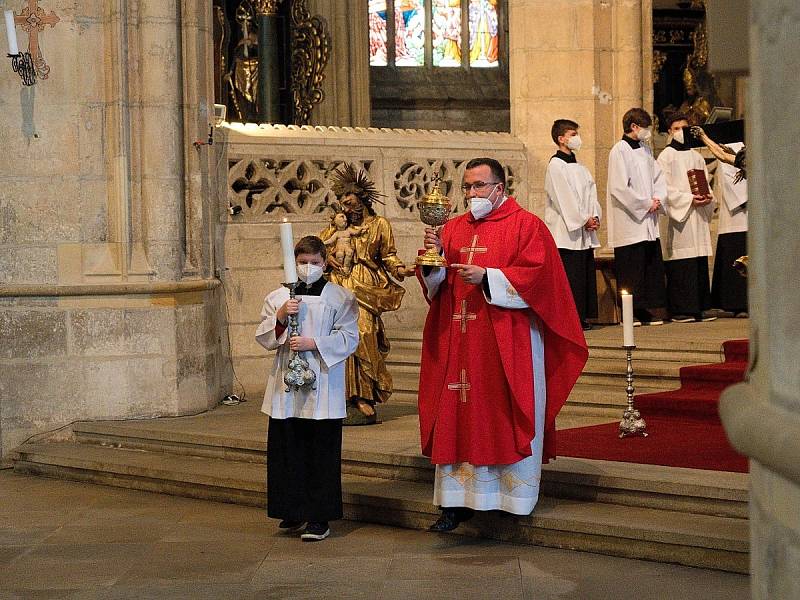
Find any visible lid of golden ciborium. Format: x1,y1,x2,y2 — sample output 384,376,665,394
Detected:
416,178,451,267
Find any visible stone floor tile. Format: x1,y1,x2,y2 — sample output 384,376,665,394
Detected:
0,545,145,591
115,540,268,586
161,520,275,545
66,583,256,600
248,581,386,600
0,526,64,547
386,553,521,580
250,557,392,586
522,575,751,600
0,545,30,566
378,577,525,600
4,591,83,599
39,521,177,546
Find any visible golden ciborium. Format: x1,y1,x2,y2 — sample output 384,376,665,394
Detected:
415,175,451,268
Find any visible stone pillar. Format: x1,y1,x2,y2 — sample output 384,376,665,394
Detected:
308,0,370,127
719,1,800,597
0,1,225,463
509,0,652,236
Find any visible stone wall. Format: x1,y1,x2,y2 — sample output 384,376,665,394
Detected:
215,123,527,398
0,2,225,462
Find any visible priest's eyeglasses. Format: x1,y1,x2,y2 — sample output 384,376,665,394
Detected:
460,181,501,193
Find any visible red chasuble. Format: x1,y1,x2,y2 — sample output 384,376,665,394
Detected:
417,197,588,466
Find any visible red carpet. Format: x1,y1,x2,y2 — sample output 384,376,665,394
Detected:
557,339,749,472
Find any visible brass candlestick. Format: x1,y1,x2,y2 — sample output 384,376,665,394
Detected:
619,345,648,438
282,282,317,392
415,174,451,268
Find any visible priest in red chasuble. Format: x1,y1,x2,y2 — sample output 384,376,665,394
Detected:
417,158,588,532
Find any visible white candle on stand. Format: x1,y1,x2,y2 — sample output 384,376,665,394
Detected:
280,220,297,283
4,10,19,56
621,290,634,347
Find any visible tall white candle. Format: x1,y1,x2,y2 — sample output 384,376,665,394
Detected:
621,290,634,347
4,10,19,56
280,220,297,283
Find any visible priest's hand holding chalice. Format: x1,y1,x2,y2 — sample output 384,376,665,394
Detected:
416,176,451,268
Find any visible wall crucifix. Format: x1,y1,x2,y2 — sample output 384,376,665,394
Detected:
12,0,60,80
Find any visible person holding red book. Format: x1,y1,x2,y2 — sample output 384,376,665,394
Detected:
656,112,717,323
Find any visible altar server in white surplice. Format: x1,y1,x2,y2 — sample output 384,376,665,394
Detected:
256,236,359,542
656,112,716,323
544,119,601,330
711,141,748,317
606,107,668,326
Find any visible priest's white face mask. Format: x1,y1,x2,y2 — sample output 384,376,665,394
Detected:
469,183,501,219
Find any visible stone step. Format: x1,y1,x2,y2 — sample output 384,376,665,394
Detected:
68,421,747,519
12,441,748,573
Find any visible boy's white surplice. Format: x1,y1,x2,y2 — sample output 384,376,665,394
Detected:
714,142,748,235
256,283,359,419
656,145,715,260
606,139,668,248
544,156,602,250
422,266,547,515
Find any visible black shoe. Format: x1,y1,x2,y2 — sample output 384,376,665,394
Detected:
696,313,718,322
428,507,474,532
301,521,330,541
671,315,695,323
278,520,305,533
581,322,593,331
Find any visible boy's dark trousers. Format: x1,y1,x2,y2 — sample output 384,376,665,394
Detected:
267,416,343,522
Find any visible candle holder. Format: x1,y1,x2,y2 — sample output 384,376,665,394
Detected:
619,345,648,438
9,52,36,86
282,282,317,392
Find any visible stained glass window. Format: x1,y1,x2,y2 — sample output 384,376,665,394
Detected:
468,0,499,68
395,0,425,67
432,0,462,67
369,0,388,66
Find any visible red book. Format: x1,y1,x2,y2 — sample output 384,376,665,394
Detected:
687,168,711,196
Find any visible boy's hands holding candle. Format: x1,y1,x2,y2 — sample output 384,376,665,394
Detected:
289,335,317,352
277,298,301,324
276,298,317,352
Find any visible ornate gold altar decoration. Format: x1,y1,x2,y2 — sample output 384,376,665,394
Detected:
252,0,282,16
290,0,331,126
416,173,451,268
652,50,667,85
12,0,60,80
680,21,718,126
225,2,260,122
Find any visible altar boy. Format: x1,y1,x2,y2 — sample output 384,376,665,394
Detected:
606,107,668,325
656,112,716,322
544,119,601,330
256,236,359,541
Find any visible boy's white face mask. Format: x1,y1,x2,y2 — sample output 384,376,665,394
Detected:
469,184,500,219
297,263,324,285
635,127,652,142
672,128,685,144
566,134,583,151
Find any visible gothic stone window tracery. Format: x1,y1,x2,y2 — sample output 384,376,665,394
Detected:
394,159,516,214
227,158,375,219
